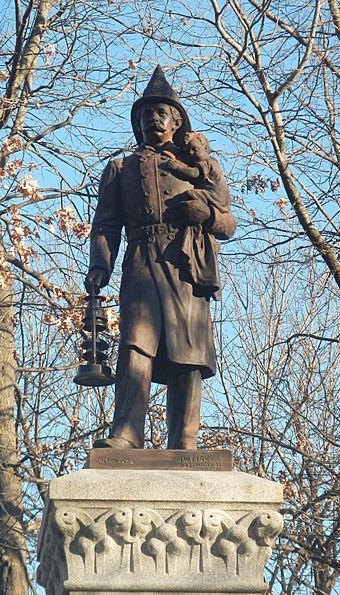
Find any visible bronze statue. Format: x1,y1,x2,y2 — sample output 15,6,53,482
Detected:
85,66,236,449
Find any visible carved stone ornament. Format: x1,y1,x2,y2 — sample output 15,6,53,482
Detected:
38,505,283,594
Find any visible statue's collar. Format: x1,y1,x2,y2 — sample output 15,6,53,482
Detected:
137,142,181,159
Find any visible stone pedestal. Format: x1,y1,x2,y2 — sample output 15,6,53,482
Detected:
37,466,283,595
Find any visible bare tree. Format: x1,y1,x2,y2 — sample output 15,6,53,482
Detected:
0,1,338,593
0,1,144,591
214,246,339,594
0,236,29,594
126,0,339,286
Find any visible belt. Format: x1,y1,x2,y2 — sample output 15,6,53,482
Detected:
126,223,181,243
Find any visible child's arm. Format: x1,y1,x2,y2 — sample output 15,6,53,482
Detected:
167,158,201,182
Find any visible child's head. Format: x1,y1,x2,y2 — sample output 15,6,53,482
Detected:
183,132,210,162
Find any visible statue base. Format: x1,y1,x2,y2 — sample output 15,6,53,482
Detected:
86,448,233,471
37,451,283,595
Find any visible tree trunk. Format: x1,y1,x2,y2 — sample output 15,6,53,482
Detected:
0,236,28,594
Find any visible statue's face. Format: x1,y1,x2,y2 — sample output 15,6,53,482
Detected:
139,102,181,145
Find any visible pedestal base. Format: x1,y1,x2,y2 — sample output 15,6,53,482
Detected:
68,592,268,595
37,462,283,595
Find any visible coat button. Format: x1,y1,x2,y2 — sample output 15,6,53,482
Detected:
141,172,149,178
148,236,155,243
164,189,172,195
145,206,154,215
144,191,150,197
168,233,175,240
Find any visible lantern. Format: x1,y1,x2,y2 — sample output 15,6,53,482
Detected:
73,288,115,387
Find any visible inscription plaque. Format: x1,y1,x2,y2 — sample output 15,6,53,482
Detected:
86,449,232,471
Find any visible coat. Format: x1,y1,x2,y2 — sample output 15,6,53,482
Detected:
88,142,236,384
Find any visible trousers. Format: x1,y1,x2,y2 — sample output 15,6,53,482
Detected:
110,347,201,449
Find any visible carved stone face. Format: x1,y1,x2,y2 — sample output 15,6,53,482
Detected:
139,102,182,145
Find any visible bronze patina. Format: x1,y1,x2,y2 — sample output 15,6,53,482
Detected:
87,448,232,471
85,66,236,449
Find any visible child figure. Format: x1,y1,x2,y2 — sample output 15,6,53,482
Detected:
167,131,228,222
167,131,211,182
166,132,231,300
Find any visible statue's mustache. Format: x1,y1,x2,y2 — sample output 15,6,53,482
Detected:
144,121,166,131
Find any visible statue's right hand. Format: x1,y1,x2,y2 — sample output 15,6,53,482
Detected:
84,268,108,294
166,158,180,170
